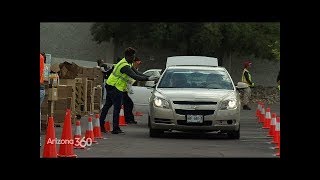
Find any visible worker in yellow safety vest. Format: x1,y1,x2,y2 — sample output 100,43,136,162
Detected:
99,47,159,134
241,60,254,110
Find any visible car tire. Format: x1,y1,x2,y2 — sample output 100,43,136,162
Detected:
227,125,240,139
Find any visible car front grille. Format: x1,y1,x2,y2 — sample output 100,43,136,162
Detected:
173,101,217,105
175,109,215,116
177,120,212,126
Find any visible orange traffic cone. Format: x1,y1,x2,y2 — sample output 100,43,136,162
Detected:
259,105,265,123
119,105,127,126
42,116,57,158
272,117,280,145
93,114,103,139
57,109,77,158
274,117,280,157
275,138,280,157
268,113,277,137
262,108,271,129
104,121,111,133
275,149,280,157
85,115,97,145
256,102,261,118
74,120,85,149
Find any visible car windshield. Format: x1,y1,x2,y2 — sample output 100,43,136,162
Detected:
157,68,234,90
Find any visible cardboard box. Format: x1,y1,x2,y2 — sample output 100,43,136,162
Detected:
78,67,83,74
58,85,73,99
55,98,72,111
41,101,48,114
76,73,86,78
53,110,67,123
75,78,82,83
93,67,104,78
48,88,58,101
82,67,94,77
59,79,76,90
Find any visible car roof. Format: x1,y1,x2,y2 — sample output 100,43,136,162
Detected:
166,66,227,71
145,69,162,71
166,56,218,67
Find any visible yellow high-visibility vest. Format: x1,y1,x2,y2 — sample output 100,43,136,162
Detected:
242,68,254,87
106,58,132,92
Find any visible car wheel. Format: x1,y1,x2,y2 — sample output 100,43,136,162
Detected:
227,125,240,139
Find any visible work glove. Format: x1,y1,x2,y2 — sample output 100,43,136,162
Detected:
148,75,159,81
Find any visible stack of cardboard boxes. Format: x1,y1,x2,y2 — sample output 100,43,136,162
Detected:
41,64,104,128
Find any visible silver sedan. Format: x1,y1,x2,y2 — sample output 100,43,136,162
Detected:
148,65,241,139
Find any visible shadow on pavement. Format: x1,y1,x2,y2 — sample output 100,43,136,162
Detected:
152,131,237,140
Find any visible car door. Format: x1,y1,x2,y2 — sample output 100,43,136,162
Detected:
128,70,158,110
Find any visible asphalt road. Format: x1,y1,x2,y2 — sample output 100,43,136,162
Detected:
40,103,280,158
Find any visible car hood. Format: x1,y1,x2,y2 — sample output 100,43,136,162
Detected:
156,88,236,102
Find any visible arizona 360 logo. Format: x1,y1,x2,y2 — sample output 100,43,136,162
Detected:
47,137,92,148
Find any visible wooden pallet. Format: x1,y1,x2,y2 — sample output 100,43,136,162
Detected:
86,80,93,112
41,114,48,131
75,78,82,83
75,82,84,114
58,79,76,114
92,86,102,112
82,78,88,113
93,103,101,112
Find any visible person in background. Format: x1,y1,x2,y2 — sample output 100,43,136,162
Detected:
123,57,145,124
241,60,254,110
97,59,110,102
133,57,142,70
40,53,46,147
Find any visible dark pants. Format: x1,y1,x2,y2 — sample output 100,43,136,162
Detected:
99,85,123,130
123,92,134,123
101,78,105,101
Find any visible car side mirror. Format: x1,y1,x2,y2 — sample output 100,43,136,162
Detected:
145,81,155,87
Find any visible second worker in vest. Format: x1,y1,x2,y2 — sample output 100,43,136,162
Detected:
241,60,255,110
123,57,144,124
99,47,158,134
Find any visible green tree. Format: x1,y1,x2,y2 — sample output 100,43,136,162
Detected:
216,23,280,70
91,22,280,70
269,40,280,61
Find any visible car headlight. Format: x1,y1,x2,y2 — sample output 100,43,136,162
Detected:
153,97,170,109
220,98,237,110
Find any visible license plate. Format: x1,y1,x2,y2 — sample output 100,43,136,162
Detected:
186,115,203,123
